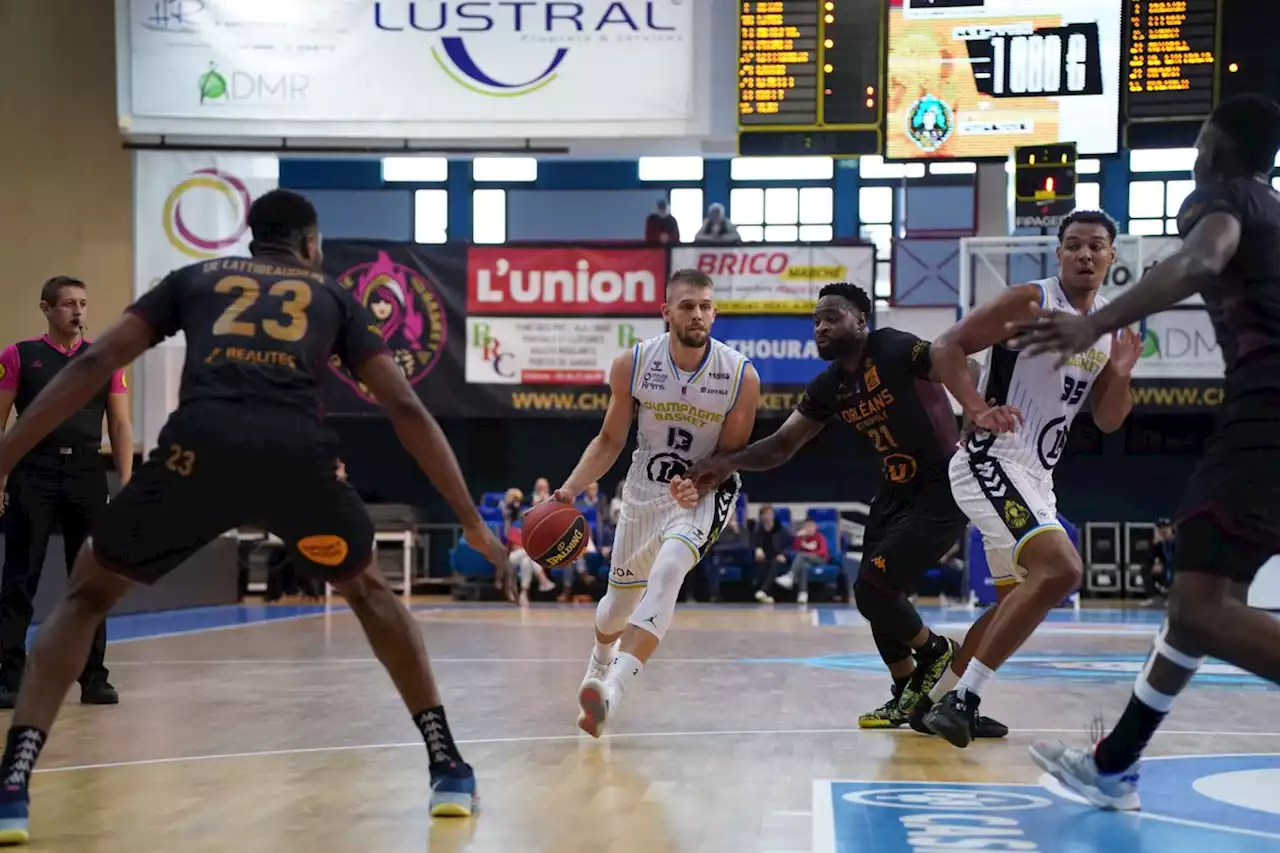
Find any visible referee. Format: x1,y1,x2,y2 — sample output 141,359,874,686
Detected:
0,276,133,707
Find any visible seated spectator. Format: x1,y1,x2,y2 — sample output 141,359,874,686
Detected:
558,529,601,603
530,478,551,505
753,504,793,604
708,516,752,602
578,481,610,524
501,487,524,536
695,203,741,244
1140,517,1175,604
772,518,828,605
645,199,680,244
506,525,555,607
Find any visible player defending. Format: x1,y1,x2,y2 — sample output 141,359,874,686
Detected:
921,209,1142,747
553,269,760,738
0,190,510,843
681,282,1006,736
1012,94,1280,810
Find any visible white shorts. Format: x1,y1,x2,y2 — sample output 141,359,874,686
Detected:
608,474,741,589
948,450,1062,586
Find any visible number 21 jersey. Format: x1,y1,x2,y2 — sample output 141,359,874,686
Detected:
622,334,751,503
968,276,1112,478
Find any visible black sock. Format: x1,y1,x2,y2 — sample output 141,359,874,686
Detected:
914,632,948,661
0,727,46,800
892,674,910,696
1094,695,1166,774
412,706,468,775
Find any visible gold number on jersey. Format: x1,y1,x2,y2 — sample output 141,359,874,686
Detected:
165,444,196,477
869,425,899,453
212,276,312,342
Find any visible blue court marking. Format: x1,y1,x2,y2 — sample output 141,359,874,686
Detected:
817,755,1280,853
23,604,341,644
815,604,1172,628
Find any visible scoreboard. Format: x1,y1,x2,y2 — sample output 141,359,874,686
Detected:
1123,0,1220,120
737,0,884,156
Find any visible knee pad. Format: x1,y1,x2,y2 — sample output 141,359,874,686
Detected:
595,583,644,636
627,538,698,642
872,626,913,666
853,576,924,645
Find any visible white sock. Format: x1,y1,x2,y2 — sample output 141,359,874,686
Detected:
928,666,961,703
593,638,617,666
956,659,995,700
610,651,644,697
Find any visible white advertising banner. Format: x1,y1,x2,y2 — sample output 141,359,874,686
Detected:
118,0,696,138
466,317,664,385
669,245,877,314
131,150,278,449
1132,308,1223,380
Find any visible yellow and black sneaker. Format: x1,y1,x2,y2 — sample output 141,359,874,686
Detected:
898,637,957,716
858,684,910,729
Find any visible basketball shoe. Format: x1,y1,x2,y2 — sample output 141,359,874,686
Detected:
1029,741,1141,811
577,676,617,739
0,796,28,845
429,762,479,817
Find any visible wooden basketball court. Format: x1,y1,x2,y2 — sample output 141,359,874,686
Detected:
20,601,1280,852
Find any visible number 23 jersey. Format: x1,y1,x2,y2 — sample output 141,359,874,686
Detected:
622,334,751,503
964,276,1112,478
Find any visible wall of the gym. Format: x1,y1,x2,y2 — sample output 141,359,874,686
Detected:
0,1,132,354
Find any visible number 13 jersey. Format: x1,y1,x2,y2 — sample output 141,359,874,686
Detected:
967,276,1112,479
621,333,751,504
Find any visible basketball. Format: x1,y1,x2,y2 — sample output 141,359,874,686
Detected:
520,501,589,569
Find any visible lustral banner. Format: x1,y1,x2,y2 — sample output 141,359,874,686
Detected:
669,244,877,314
117,0,699,139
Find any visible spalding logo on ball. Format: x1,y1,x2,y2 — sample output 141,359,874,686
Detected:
521,501,589,569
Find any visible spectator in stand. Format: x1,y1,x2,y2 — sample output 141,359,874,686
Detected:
577,481,610,526
500,487,524,536
530,478,551,505
1140,517,1175,605
772,518,828,605
752,504,793,604
695,203,741,244
506,524,555,607
708,516,752,602
644,199,680,244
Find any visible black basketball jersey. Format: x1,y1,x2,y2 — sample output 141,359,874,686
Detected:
796,328,959,491
128,254,388,420
1176,178,1280,410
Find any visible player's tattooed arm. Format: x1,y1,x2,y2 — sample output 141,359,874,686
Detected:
930,284,1040,429
555,351,635,502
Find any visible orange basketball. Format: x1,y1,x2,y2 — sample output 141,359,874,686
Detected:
521,501,589,569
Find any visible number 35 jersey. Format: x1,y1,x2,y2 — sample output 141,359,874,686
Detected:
127,255,389,422
621,334,751,503
964,276,1112,479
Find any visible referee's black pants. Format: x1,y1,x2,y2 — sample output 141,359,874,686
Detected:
0,452,109,687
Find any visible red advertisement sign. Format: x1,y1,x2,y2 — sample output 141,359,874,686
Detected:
467,246,667,315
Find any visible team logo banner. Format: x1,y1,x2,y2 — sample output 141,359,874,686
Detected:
466,317,664,384
467,246,667,316
119,0,697,139
669,244,876,314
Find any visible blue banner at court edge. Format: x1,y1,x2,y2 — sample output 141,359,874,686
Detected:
712,317,825,386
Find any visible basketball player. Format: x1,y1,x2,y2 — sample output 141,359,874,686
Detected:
921,209,1143,747
1012,94,1280,809
680,282,1007,736
0,190,510,842
551,269,760,738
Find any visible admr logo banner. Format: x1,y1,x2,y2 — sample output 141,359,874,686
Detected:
1130,308,1224,380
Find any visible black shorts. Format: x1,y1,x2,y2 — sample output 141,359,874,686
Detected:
859,478,968,594
92,403,373,585
1178,414,1280,553
1173,513,1276,585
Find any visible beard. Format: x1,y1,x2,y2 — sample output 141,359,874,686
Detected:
816,335,856,360
674,328,707,347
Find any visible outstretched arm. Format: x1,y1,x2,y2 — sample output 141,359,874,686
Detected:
0,312,153,476
719,410,823,472
555,351,636,501
930,284,1041,420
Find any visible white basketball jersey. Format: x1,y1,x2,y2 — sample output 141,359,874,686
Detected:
969,277,1112,479
622,334,751,502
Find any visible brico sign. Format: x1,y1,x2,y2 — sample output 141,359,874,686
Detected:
467,246,667,315
670,245,876,314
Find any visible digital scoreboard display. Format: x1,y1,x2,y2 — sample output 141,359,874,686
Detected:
886,0,1123,160
737,1,884,156
1123,0,1219,120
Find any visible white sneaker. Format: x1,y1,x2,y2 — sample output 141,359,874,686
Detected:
775,573,795,590
1029,741,1141,811
755,590,775,604
797,591,808,604
577,676,616,739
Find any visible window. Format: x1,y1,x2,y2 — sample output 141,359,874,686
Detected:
858,186,895,300
1075,182,1100,212
1076,158,1101,175
668,188,703,244
860,155,925,179
383,157,448,183
730,186,833,243
928,161,977,175
472,157,537,182
1130,148,1196,173
1273,176,1280,192
1129,179,1193,235
413,190,448,244
730,156,834,181
473,189,506,244
638,156,703,182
